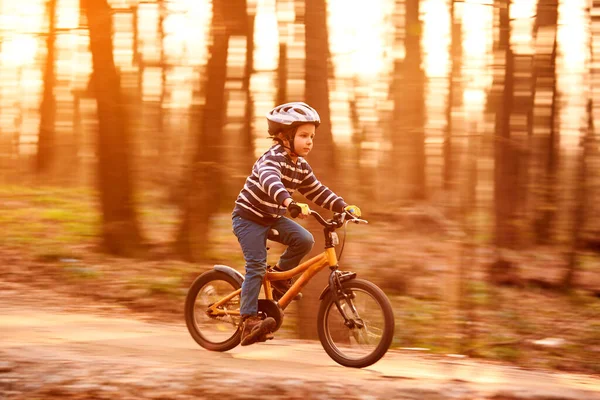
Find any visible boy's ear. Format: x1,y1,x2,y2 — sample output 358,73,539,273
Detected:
276,132,289,143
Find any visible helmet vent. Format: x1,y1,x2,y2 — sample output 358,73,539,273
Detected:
265,101,321,128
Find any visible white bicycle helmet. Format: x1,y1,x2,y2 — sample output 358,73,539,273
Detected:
266,102,321,136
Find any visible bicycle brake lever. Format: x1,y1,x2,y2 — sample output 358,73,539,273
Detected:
339,212,368,225
347,217,368,224
344,219,367,228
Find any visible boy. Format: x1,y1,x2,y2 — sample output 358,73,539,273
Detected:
232,102,361,346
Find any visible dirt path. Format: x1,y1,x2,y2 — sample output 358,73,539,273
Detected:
1,284,599,400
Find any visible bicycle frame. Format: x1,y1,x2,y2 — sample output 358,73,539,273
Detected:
207,211,367,319
265,247,338,309
207,247,338,317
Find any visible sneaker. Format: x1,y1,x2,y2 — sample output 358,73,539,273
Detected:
240,315,276,346
271,272,303,301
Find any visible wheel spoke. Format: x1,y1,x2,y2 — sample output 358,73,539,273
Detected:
190,278,241,346
326,290,384,356
319,280,393,367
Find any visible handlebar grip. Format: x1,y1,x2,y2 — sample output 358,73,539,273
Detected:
288,203,301,218
344,210,358,219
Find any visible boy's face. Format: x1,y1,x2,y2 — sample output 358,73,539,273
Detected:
292,123,316,157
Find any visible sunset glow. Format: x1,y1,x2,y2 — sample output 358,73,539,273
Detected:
460,0,494,116
328,0,393,80
422,0,450,78
0,35,39,67
0,0,591,155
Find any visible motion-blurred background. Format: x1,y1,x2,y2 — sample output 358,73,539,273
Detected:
0,0,598,373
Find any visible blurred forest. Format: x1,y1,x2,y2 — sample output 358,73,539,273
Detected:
1,0,600,371
2,0,599,278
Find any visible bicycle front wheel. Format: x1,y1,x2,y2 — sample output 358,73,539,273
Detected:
184,270,242,351
317,278,394,368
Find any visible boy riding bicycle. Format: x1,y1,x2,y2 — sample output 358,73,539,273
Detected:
232,102,361,346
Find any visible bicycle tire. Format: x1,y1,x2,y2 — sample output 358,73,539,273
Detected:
317,278,394,368
184,270,242,351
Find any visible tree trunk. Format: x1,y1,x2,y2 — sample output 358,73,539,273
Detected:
175,0,247,261
305,0,335,178
444,0,462,194
532,0,559,243
157,0,167,182
387,0,404,200
348,89,369,203
407,0,426,200
297,0,336,340
490,0,521,281
243,11,256,170
494,0,515,249
36,0,57,174
563,100,593,288
585,0,600,245
564,12,597,287
392,0,426,200
277,42,288,105
83,0,143,256
511,53,534,245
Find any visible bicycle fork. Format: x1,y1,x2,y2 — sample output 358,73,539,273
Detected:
327,269,363,329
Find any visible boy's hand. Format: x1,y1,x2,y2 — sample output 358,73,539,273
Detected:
288,201,311,219
344,205,361,217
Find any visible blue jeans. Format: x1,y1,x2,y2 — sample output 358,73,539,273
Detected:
232,214,315,316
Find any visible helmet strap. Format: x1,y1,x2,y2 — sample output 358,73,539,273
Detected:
281,143,298,157
288,135,298,157
277,127,299,157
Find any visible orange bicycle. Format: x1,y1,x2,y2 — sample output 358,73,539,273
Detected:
184,210,395,368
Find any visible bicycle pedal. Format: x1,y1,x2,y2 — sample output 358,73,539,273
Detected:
241,317,276,346
256,330,275,343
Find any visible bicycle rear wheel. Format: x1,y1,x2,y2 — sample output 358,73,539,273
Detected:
317,278,394,368
184,270,242,351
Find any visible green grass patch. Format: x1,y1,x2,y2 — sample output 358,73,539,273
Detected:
40,208,78,222
464,210,493,244
147,277,182,296
32,195,77,208
63,221,97,237
468,281,490,306
490,345,521,362
391,296,453,352
578,253,600,271
1,184,99,249
127,276,184,298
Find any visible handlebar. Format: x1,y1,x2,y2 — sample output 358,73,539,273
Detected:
289,204,367,229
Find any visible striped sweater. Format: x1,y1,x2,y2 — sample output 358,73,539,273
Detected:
233,144,347,225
